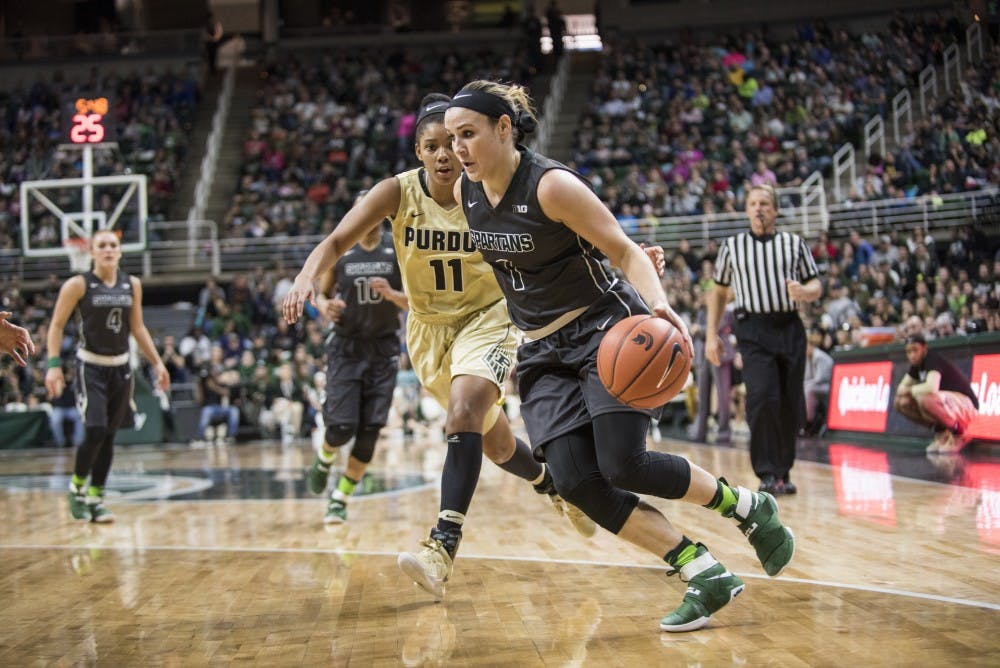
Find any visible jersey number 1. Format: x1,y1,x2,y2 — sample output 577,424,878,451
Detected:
430,258,463,292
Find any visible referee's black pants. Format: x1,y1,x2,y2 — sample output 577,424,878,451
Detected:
734,313,806,482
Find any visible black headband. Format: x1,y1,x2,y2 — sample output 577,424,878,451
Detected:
416,99,451,127
448,88,516,122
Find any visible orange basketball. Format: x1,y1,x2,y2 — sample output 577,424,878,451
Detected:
597,314,692,409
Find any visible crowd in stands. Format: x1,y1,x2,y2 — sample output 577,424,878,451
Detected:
571,14,1000,221
0,65,201,252
1,218,996,443
221,44,541,241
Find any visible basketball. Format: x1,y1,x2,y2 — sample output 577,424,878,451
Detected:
597,314,692,409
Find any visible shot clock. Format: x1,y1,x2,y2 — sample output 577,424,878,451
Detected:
69,96,111,144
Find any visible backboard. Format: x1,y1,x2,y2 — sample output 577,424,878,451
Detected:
20,170,148,259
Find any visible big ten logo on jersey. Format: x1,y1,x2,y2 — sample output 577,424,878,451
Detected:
70,97,109,144
481,342,512,387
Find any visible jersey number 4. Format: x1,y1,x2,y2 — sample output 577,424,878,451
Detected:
430,258,463,292
106,307,123,334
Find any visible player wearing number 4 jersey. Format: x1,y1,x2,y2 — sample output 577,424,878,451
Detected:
446,79,796,631
283,94,597,598
45,229,170,524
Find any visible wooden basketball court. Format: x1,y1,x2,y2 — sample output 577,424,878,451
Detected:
1,430,998,666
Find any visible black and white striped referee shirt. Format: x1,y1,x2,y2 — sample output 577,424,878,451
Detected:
713,231,819,314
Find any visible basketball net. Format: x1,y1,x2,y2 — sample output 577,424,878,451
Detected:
65,237,92,273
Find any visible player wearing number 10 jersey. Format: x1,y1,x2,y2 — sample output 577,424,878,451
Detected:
284,93,595,599
308,219,408,524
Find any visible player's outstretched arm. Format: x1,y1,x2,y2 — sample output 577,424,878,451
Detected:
44,276,85,399
283,178,401,324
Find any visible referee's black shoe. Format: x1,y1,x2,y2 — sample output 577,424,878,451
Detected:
758,475,780,495
780,477,797,495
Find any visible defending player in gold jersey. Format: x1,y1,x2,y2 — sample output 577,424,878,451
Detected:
283,94,595,601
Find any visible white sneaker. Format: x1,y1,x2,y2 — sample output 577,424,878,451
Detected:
398,534,454,600
936,432,971,454
550,495,597,538
927,432,952,453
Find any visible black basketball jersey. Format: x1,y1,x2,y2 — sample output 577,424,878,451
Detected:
330,242,403,340
75,270,134,356
460,146,617,332
907,350,979,408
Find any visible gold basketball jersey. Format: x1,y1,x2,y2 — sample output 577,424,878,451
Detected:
390,168,503,322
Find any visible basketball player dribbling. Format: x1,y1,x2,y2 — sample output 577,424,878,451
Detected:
45,229,170,523
444,80,797,631
282,94,596,599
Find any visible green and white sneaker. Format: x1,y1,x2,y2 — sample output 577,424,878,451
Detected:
731,484,795,577
660,545,745,632
87,497,115,524
67,483,89,521
307,458,331,495
324,495,347,524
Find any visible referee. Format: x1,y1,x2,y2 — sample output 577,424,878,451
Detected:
706,185,822,495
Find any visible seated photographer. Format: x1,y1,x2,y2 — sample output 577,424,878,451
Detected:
894,334,978,453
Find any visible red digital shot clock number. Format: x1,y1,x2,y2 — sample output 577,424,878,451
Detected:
70,97,109,144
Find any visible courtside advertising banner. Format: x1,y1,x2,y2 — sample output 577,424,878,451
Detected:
967,354,1000,440
828,335,1000,442
827,361,893,432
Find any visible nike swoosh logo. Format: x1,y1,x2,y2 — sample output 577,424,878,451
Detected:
466,200,478,208
453,93,473,99
597,315,614,331
656,342,684,388
425,102,448,110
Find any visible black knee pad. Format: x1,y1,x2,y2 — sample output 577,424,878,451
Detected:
555,471,638,533
542,427,639,534
350,425,382,464
603,450,691,499
325,424,356,448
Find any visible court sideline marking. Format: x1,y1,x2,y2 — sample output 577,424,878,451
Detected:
2,543,997,611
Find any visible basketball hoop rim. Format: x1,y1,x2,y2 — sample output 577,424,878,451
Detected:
64,237,92,272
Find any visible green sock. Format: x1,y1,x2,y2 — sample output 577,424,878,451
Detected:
704,479,738,517
86,485,103,498
664,537,698,569
337,475,358,496
71,474,87,489
318,447,336,464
